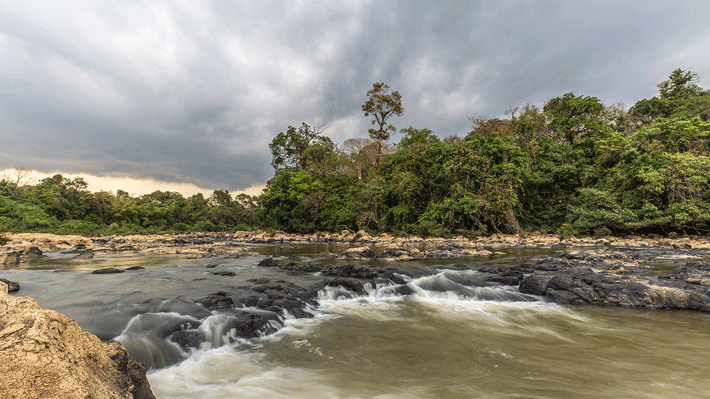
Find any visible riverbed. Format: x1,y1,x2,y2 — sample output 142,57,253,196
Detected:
2,243,710,398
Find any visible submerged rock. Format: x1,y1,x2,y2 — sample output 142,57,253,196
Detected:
212,271,236,276
220,313,278,340
73,249,95,259
168,330,205,349
92,267,125,274
0,281,155,399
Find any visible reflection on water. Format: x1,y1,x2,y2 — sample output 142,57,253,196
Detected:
2,245,710,398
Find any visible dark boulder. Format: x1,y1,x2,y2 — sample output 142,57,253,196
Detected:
168,330,205,349
324,278,365,293
519,275,553,295
670,262,710,284
212,271,236,276
0,278,20,292
68,243,87,251
252,280,313,301
107,342,156,399
323,264,378,279
378,248,409,258
24,246,44,261
221,313,278,340
546,290,586,305
279,262,323,273
488,270,524,286
547,275,575,291
258,257,279,267
125,266,145,271
194,291,234,310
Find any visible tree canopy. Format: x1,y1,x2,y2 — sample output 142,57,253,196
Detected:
361,82,404,162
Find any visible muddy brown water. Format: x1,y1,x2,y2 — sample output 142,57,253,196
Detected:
2,244,710,398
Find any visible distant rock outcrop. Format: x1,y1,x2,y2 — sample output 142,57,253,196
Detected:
0,282,155,399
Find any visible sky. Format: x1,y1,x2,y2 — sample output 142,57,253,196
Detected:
1,1,709,196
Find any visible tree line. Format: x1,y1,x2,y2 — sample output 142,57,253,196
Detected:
0,174,259,235
2,69,710,237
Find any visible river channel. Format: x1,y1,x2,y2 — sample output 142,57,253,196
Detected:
2,243,710,398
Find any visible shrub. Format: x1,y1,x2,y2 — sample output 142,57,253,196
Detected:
0,231,10,245
557,223,577,240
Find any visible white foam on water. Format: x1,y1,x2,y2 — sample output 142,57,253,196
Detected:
148,346,428,399
316,283,407,322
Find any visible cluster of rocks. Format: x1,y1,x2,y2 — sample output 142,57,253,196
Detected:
0,281,155,399
2,233,255,262
2,244,98,265
159,260,419,352
311,245,502,261
232,230,710,250
479,248,710,311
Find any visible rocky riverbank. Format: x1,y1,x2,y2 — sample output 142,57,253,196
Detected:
4,231,710,266
0,281,155,399
506,248,710,311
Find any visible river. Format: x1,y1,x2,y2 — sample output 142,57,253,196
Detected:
2,244,710,398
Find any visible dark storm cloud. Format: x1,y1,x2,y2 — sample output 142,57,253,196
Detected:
1,1,708,190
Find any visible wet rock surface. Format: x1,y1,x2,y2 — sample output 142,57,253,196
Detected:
477,248,710,312
194,291,234,310
160,262,418,353
0,277,20,292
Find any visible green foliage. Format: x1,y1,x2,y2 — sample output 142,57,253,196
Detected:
0,195,58,230
269,123,330,171
544,93,605,144
399,127,439,148
630,69,710,125
658,69,706,100
557,223,577,240
0,173,260,235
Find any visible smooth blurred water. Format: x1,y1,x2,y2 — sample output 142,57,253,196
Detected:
2,247,710,398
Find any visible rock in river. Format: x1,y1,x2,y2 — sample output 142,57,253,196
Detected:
92,267,125,274
0,281,155,399
0,277,20,292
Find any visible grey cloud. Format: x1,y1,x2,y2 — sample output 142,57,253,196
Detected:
1,0,709,191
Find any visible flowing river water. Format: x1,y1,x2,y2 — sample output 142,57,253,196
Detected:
2,243,710,398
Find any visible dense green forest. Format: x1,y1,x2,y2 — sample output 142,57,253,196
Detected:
2,69,710,238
